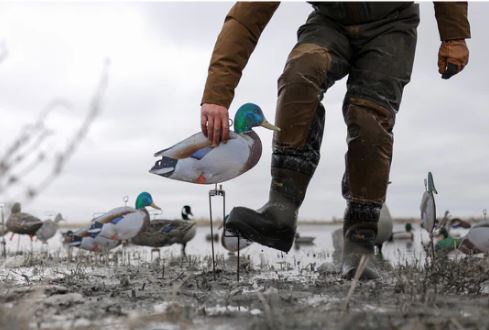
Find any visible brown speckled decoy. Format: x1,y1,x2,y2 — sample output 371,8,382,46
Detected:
6,202,43,240
131,206,196,259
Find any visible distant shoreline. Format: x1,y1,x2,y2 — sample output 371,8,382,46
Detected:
58,216,488,229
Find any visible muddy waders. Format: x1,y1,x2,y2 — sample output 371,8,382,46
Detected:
227,3,420,279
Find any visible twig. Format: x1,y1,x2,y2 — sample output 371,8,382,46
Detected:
257,291,275,330
342,254,369,313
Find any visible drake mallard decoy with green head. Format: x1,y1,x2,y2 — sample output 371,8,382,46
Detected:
6,202,43,240
435,227,461,253
86,192,160,241
420,172,437,233
36,213,64,244
149,103,280,184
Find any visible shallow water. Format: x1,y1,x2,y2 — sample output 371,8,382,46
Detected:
1,222,458,268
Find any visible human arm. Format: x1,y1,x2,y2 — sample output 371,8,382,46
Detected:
434,2,471,79
201,2,280,145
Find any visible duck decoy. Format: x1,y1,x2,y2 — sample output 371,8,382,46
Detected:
149,103,280,184
294,232,315,245
450,218,471,229
435,228,461,253
131,219,196,259
420,172,438,234
221,215,253,254
36,213,64,244
458,221,489,254
62,229,120,252
391,223,414,240
86,192,160,241
375,204,394,253
6,202,43,240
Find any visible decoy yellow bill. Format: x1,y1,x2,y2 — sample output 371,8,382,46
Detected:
260,120,280,131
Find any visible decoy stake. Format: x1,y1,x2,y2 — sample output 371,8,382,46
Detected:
208,184,225,280
0,204,6,258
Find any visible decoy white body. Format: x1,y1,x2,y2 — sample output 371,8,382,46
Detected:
94,206,148,241
221,228,253,252
376,204,393,246
151,132,260,184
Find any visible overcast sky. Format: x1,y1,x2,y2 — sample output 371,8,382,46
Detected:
0,2,488,222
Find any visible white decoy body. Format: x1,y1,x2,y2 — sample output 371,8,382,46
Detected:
376,204,394,252
36,214,64,244
420,172,437,233
459,221,489,254
150,103,280,185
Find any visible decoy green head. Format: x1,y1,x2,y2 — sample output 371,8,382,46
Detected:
135,192,161,210
233,103,280,134
405,223,413,232
426,172,438,194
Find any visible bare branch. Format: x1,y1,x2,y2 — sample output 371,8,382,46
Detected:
24,59,111,200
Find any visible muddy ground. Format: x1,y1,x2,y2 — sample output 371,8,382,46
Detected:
1,249,489,330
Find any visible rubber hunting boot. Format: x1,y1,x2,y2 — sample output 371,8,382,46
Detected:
342,202,381,280
226,168,311,252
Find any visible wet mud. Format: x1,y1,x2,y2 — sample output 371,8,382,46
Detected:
1,250,489,330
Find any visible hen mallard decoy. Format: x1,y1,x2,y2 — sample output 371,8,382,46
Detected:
6,202,43,240
420,172,437,233
36,213,64,244
131,218,196,258
131,205,196,258
149,103,280,184
85,192,160,241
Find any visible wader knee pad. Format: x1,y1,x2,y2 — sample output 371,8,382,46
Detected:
343,98,395,204
274,43,331,150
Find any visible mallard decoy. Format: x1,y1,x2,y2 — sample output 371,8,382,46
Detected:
450,218,471,229
221,215,252,253
36,213,64,244
6,203,43,240
391,223,414,240
435,228,461,253
131,219,196,258
294,232,315,245
62,228,120,252
375,204,394,253
420,172,437,233
458,221,489,254
149,103,280,184
86,192,160,241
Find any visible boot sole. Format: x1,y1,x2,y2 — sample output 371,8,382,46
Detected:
227,207,295,253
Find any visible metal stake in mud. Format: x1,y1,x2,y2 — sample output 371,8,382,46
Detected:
0,203,6,258
209,184,225,280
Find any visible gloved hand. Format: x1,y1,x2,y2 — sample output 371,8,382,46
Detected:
438,39,469,79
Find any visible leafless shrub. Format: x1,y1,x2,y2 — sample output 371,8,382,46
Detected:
0,59,110,202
